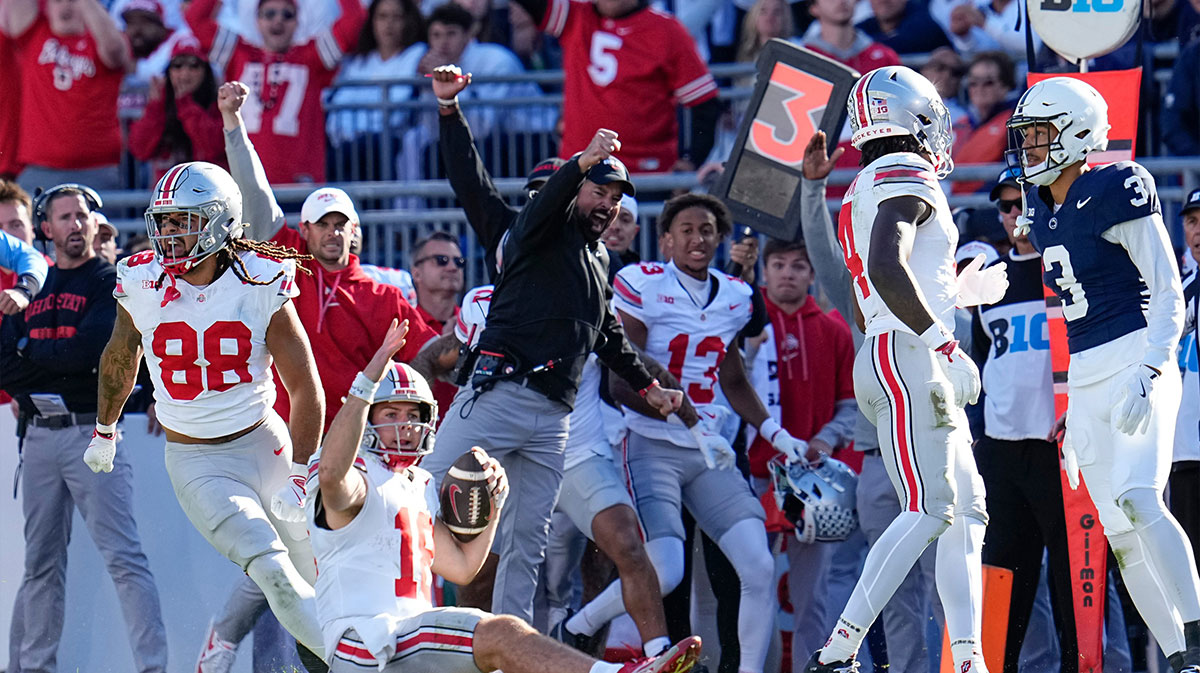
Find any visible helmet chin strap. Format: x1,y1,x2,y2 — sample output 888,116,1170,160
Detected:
1024,158,1062,186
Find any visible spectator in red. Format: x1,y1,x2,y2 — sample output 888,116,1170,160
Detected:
512,0,721,172
801,0,900,74
0,35,21,179
1,0,132,192
129,36,225,182
951,50,1016,193
186,0,365,183
410,231,464,421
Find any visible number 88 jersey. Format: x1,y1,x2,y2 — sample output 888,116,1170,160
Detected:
115,250,299,439
612,260,753,447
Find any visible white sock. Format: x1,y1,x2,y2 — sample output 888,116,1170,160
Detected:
950,640,985,673
717,520,777,673
644,636,670,657
821,511,948,664
1109,529,1186,654
591,663,623,673
246,551,324,657
569,537,684,637
936,514,987,673
1121,488,1200,623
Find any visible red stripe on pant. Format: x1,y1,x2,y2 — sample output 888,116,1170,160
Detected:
876,333,920,512
394,631,473,653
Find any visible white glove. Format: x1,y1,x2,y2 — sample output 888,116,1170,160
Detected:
760,417,808,465
956,254,1009,307
270,463,308,524
1113,364,1160,435
688,423,736,471
84,428,116,473
934,341,981,408
1061,428,1080,490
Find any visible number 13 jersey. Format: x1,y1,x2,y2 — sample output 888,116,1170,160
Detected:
838,152,958,339
613,260,753,447
115,250,299,438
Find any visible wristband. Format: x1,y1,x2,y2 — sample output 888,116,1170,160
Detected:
347,371,381,403
96,421,116,438
759,417,783,444
918,322,954,352
638,380,660,397
436,96,458,108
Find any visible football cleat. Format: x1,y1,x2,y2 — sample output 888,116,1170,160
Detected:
550,611,590,652
195,620,237,673
619,636,702,673
803,650,861,673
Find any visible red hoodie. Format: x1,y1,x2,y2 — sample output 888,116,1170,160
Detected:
748,293,856,477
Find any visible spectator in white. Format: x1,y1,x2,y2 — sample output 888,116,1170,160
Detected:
93,212,119,264
602,194,640,267
326,0,425,179
929,0,1041,60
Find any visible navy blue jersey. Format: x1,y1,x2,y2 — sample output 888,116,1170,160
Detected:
1026,161,1158,353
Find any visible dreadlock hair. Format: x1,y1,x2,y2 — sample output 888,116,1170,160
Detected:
859,135,926,168
152,235,313,290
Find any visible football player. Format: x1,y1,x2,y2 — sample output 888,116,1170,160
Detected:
1007,77,1200,672
306,320,703,673
84,162,330,659
568,192,810,673
809,66,1007,673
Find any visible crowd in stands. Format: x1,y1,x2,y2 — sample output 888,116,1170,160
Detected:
0,0,1199,192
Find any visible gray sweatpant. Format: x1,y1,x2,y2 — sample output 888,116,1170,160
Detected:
421,381,570,624
8,422,167,673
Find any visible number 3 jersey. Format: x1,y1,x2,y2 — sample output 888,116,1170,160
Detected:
613,261,754,447
306,456,440,663
839,153,959,338
115,250,299,438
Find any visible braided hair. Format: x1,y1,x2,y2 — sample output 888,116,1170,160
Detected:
153,235,313,291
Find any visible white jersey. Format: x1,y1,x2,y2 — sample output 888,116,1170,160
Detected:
838,152,958,338
306,454,441,664
455,285,610,469
115,250,298,438
612,261,753,447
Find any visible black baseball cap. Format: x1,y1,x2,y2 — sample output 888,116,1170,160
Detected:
524,157,565,191
1183,188,1200,217
988,167,1022,201
585,156,635,197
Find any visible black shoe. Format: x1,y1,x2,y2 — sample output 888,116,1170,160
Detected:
295,640,329,673
803,651,860,673
550,612,585,650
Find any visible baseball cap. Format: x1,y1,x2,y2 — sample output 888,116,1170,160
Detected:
122,0,164,23
524,157,565,191
301,188,359,225
1183,188,1200,217
619,194,638,221
955,240,1000,267
988,167,1022,202
585,156,635,197
94,212,117,236
170,35,207,62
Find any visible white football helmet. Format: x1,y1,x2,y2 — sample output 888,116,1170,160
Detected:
848,66,955,178
770,454,859,543
145,162,244,274
362,362,438,470
1005,77,1110,186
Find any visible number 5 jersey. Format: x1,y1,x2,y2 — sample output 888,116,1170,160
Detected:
115,250,299,438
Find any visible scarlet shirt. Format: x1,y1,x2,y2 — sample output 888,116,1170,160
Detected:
748,294,856,477
186,0,365,183
414,303,458,426
271,226,439,430
13,17,123,170
0,36,22,177
128,94,227,183
541,0,717,172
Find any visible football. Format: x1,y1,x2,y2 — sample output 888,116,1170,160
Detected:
439,450,494,542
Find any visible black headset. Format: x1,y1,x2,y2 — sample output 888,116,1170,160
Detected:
32,183,103,225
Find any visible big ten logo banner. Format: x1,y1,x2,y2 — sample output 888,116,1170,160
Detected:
1028,0,1141,62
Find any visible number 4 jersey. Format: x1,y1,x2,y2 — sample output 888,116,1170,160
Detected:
838,152,959,338
115,250,299,438
613,261,756,447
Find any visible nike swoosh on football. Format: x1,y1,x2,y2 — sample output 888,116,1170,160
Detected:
274,446,284,455
1077,197,1093,209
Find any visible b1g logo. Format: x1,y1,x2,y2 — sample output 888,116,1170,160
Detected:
1040,0,1123,12
746,62,834,166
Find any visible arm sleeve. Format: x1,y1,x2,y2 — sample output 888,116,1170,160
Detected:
508,158,585,249
25,272,117,373
669,26,718,109
1163,47,1200,157
177,100,227,166
225,124,287,242
438,108,518,255
1102,213,1185,373
811,398,858,450
970,307,989,364
594,300,654,391
127,96,166,161
0,230,48,288
317,0,366,69
183,0,220,51
799,177,853,322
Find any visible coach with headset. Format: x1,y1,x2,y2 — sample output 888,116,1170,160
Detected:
0,183,167,673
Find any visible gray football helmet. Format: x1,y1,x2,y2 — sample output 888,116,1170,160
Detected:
145,162,244,274
848,66,955,178
770,454,859,543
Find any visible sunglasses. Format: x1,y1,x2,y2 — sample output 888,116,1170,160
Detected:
967,78,1001,89
415,254,465,268
260,7,296,20
997,198,1022,214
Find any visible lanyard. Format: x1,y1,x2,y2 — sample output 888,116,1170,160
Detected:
316,267,344,334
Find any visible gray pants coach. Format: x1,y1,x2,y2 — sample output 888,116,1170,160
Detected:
8,422,167,673
423,381,570,624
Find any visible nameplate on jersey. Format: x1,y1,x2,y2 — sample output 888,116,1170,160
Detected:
713,40,859,241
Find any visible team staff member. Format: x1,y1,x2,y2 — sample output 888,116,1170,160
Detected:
969,169,1077,673
0,184,166,673
410,231,465,420
421,129,683,624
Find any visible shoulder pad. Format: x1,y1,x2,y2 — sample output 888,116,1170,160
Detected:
1092,161,1160,232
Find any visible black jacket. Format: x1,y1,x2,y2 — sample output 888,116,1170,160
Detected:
478,157,653,408
0,257,117,415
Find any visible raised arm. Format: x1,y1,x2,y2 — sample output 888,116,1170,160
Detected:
799,132,853,320
0,0,38,39
183,0,221,50
80,0,131,71
220,82,287,242
328,0,367,58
